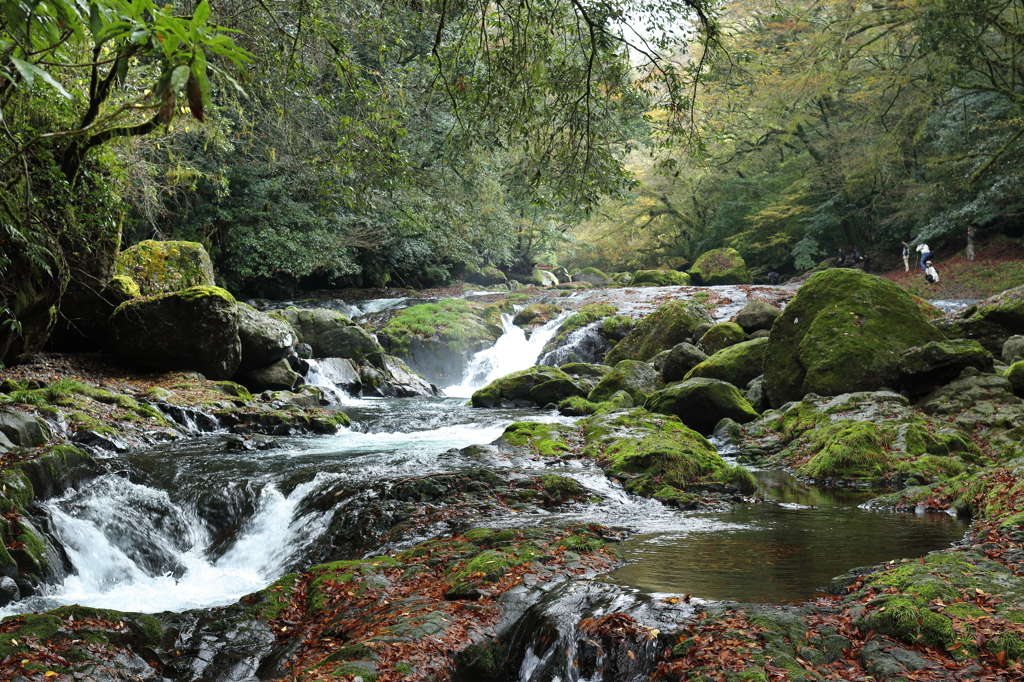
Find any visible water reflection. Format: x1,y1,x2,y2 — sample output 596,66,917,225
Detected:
610,469,968,604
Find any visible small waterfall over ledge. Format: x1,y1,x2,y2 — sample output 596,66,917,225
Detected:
446,312,569,397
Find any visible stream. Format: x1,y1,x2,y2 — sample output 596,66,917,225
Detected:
0,285,972,657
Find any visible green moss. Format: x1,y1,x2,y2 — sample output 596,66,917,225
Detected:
446,546,541,595
629,270,690,286
245,573,300,620
382,299,499,355
605,299,713,365
798,421,890,479
707,463,758,494
689,248,750,285
106,274,141,299
115,240,216,295
501,421,573,456
539,474,582,498
545,302,619,351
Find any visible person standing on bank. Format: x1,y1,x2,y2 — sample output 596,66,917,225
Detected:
916,242,931,272
836,248,846,267
901,241,910,272
925,260,939,284
967,225,976,262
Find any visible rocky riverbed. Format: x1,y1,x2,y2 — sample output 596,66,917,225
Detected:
1,268,1024,681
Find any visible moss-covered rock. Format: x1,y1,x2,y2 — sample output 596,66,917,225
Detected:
628,270,691,287
685,337,767,389
108,286,242,380
572,267,612,285
380,299,501,385
581,408,739,500
105,274,141,300
1003,335,1024,364
275,308,381,362
604,300,714,366
763,269,946,408
466,265,507,286
472,366,585,408
499,421,575,456
898,339,994,397
935,284,1024,353
600,315,635,341
1009,360,1024,397
696,321,746,355
114,239,216,296
542,302,619,355
734,299,782,333
661,343,708,383
512,304,562,331
645,378,759,435
587,360,663,404
688,248,750,286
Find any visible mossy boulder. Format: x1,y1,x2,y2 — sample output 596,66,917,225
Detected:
513,304,562,331
472,366,585,408
688,248,750,286
466,265,507,286
559,362,611,389
275,308,381,362
242,358,302,392
898,339,994,397
1009,361,1024,397
604,299,714,366
542,303,619,354
645,378,759,435
108,286,242,380
661,343,708,383
237,304,296,371
499,421,575,456
935,284,1024,353
572,267,612,285
587,360,663,404
763,269,946,408
734,299,782,333
114,239,216,296
380,299,501,385
601,315,635,341
685,337,767,389
0,409,50,447
696,321,746,355
105,275,141,300
1004,335,1024,364
628,270,690,287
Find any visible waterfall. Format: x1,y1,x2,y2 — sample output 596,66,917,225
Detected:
304,358,361,405
1,473,336,616
540,320,610,367
446,312,569,397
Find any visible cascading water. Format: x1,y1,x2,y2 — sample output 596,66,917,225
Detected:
304,357,361,405
446,312,570,396
539,320,610,366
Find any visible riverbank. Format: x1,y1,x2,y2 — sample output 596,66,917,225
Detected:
881,237,1024,300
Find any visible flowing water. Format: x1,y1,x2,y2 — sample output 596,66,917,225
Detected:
1,286,970,642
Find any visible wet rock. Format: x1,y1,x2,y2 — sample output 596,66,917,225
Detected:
588,360,663,404
628,269,690,286
0,431,14,454
71,429,130,453
744,376,770,413
0,409,50,447
686,337,767,390
466,265,507,286
763,269,945,408
734,299,782,332
692,322,713,344
559,362,611,390
859,640,935,678
244,358,302,392
921,368,1020,416
605,300,714,365
898,339,994,397
0,576,19,606
274,308,382,361
375,354,443,397
696,321,746,355
108,286,242,380
530,377,587,405
296,342,313,359
935,284,1024,353
236,303,296,371
688,247,750,285
572,267,612,285
661,342,708,383
113,239,216,295
645,378,759,435
1005,334,1024,364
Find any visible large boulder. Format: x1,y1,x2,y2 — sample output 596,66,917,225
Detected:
243,358,302,392
108,286,242,380
628,270,690,287
1004,335,1024,365
114,240,216,296
763,269,946,408
587,360,663,404
935,285,1024,353
734,300,782,333
897,339,994,397
275,308,383,362
645,378,759,435
572,268,612,286
466,265,507,286
661,343,708,383
685,337,768,389
237,304,296,371
688,248,750,286
0,410,50,447
697,321,746,355
604,300,714,366
359,354,442,398
472,366,585,408
1008,361,1024,397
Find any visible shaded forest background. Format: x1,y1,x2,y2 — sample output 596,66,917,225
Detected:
2,0,1023,357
